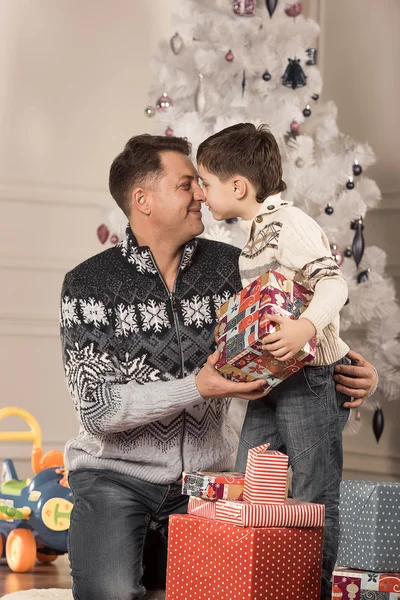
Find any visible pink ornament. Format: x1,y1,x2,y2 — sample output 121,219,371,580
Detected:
285,2,302,17
232,0,255,16
330,244,344,267
225,49,235,62
165,127,174,137
110,235,119,245
97,224,109,244
290,120,300,132
156,92,173,112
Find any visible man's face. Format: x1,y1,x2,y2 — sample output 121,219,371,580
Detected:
197,165,239,221
147,152,205,243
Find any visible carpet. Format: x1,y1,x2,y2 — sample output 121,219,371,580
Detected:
1,590,165,599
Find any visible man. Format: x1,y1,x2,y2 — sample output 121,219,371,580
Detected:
60,134,377,600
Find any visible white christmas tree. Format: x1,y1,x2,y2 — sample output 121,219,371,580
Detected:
103,0,400,440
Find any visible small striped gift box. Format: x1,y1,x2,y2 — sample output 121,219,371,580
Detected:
187,496,217,520
215,498,325,528
243,443,288,504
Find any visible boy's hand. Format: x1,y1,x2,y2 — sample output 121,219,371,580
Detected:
196,350,267,400
214,308,221,344
261,315,316,362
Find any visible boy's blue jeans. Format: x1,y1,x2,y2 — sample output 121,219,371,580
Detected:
235,357,350,600
68,470,188,600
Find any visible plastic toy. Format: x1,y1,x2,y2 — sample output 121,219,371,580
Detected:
0,407,73,572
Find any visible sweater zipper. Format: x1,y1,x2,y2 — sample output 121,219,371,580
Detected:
148,251,186,472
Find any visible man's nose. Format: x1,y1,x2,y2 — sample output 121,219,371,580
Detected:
194,185,205,202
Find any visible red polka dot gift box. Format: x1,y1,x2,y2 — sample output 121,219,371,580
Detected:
166,514,323,600
332,567,400,599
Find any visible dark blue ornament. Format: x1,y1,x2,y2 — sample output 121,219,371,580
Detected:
350,218,365,266
282,58,307,89
225,218,239,224
373,408,384,442
242,69,246,97
312,93,319,101
262,70,272,81
266,0,278,17
344,247,352,258
346,178,355,190
325,204,334,215
357,269,370,284
353,162,362,176
303,105,312,117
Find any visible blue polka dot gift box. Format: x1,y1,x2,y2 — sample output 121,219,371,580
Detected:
337,481,400,572
332,566,400,599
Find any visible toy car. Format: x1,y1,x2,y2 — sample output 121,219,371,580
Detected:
0,407,73,572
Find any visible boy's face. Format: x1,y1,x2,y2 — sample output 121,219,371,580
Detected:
197,165,240,221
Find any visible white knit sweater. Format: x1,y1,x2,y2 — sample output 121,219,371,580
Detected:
239,194,349,366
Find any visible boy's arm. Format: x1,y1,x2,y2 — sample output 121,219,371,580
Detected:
277,212,348,334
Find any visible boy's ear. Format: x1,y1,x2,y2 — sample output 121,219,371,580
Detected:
232,177,247,200
131,187,151,215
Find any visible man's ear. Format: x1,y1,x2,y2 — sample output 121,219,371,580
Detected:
232,177,247,200
131,188,151,215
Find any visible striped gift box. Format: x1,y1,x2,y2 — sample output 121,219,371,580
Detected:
215,498,325,528
187,496,217,520
243,443,288,504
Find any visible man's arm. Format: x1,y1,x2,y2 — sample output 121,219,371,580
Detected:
61,279,266,437
334,350,378,408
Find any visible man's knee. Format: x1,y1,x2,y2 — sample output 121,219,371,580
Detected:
73,573,145,600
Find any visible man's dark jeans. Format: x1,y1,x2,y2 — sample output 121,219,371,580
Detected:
68,470,188,600
235,358,350,600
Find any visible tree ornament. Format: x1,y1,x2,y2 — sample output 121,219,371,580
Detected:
325,204,334,215
144,104,156,118
97,224,109,244
330,244,344,267
345,297,350,306
344,246,352,258
110,235,119,245
312,93,319,101
332,585,343,600
373,407,384,443
225,217,239,224
233,0,255,16
156,92,173,112
262,70,272,81
225,49,234,62
346,177,355,190
266,0,279,17
351,218,365,266
306,48,318,65
303,104,312,117
285,2,302,17
353,160,363,176
357,268,370,284
195,73,206,112
165,127,174,137
282,58,307,89
170,32,183,55
241,70,246,97
346,581,359,600
290,120,300,132
295,157,305,167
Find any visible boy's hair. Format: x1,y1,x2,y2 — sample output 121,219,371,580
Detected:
197,123,286,202
109,134,192,216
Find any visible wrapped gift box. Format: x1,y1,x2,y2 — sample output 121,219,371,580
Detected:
216,270,316,393
332,567,400,599
166,514,323,600
337,481,400,572
243,443,289,504
181,471,245,500
187,496,217,520
215,497,324,528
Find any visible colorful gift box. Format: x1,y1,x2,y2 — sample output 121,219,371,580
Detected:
215,497,325,528
243,443,289,504
337,481,400,572
216,270,316,393
181,471,245,500
187,496,217,520
332,567,400,599
166,514,323,600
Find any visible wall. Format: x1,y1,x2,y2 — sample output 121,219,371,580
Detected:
0,0,398,481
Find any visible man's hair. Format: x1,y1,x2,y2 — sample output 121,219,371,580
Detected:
196,123,286,202
109,134,192,216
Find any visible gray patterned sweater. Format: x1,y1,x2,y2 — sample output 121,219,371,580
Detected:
60,227,242,484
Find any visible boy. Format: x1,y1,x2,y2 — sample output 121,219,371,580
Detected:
197,123,350,600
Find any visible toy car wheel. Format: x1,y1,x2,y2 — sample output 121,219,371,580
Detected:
0,533,4,558
6,529,37,572
37,551,58,563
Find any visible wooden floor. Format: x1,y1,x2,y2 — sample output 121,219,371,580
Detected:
0,555,72,596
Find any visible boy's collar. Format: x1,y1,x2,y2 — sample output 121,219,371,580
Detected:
240,193,293,236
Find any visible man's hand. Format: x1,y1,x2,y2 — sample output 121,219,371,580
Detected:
334,350,378,408
261,315,316,362
196,350,267,401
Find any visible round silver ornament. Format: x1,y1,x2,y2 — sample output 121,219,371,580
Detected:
170,32,183,55
144,104,156,118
